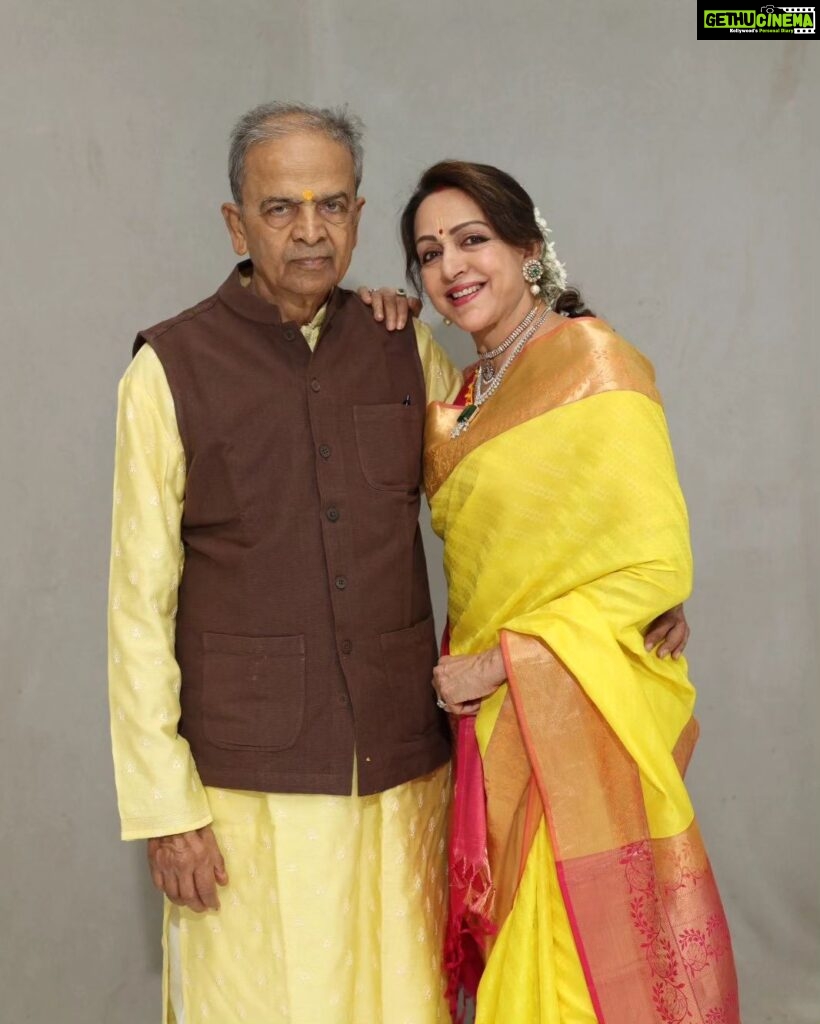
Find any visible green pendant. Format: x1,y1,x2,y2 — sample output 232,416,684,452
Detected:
457,403,477,424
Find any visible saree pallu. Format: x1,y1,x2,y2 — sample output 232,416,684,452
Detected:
426,318,739,1024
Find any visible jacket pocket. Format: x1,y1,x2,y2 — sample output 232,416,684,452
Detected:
202,632,305,750
354,403,423,491
379,615,439,740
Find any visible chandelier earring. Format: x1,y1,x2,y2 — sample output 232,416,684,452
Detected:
522,257,544,296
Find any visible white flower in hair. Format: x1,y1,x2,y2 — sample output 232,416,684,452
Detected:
533,207,567,306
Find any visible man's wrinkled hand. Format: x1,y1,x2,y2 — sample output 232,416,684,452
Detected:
147,825,229,913
644,603,690,660
357,286,422,330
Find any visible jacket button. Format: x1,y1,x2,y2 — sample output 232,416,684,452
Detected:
335,575,347,590
310,378,321,392
340,639,353,654
319,444,331,459
283,328,296,341
326,506,340,522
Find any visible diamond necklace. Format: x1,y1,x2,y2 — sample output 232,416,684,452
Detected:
451,305,550,438
478,303,540,383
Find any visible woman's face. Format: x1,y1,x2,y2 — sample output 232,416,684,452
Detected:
414,188,537,348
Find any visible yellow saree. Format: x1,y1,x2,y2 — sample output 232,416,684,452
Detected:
426,318,739,1023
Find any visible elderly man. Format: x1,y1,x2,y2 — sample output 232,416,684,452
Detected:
109,101,687,1024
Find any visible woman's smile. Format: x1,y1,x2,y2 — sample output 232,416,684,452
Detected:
446,281,485,305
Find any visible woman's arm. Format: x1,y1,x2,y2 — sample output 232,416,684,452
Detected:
433,647,506,715
433,603,691,715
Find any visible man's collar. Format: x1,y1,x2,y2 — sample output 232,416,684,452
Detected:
305,302,328,335
217,260,345,327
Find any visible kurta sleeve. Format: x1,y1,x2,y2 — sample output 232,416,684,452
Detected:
108,346,213,841
414,319,462,404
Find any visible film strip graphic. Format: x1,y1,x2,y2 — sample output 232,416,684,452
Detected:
699,4,816,37
775,6,815,32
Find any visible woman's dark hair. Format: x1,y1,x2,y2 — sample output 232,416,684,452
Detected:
399,160,593,318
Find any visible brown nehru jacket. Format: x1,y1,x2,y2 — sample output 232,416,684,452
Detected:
134,263,449,797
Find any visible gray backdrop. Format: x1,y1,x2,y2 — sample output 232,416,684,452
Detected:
1,1,817,1021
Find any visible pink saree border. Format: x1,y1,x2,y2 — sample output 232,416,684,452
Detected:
499,631,740,1024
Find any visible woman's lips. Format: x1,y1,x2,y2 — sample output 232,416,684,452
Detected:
447,282,484,307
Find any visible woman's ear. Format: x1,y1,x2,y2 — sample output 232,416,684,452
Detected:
524,239,543,262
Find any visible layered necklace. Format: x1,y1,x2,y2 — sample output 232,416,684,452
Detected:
478,303,540,384
451,303,550,439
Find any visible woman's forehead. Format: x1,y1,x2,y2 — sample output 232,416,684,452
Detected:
416,188,485,230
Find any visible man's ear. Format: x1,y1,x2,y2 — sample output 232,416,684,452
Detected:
221,202,248,256
351,195,366,244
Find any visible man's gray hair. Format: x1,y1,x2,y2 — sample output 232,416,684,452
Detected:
228,101,365,204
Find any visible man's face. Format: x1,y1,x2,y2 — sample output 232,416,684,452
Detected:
222,129,364,316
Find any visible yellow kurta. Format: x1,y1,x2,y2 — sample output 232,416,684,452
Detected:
109,307,461,1024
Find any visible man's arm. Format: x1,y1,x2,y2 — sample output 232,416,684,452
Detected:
413,319,463,405
644,604,690,659
109,348,227,910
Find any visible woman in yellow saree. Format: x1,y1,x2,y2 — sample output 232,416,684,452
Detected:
400,162,740,1023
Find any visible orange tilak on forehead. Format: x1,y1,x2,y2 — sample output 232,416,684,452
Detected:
302,189,315,202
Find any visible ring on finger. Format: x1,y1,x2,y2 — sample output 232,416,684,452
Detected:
396,287,407,297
